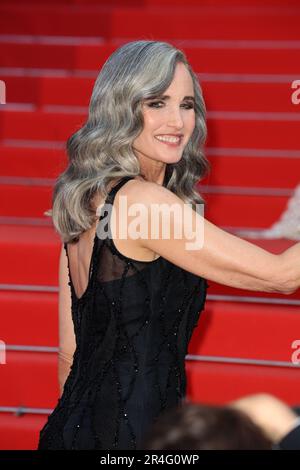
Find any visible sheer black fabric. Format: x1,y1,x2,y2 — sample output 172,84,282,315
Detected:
38,176,208,450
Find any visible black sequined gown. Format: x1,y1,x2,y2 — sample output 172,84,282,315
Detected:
38,176,208,450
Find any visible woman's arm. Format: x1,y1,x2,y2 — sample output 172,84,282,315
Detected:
122,180,299,295
277,242,300,294
58,244,76,397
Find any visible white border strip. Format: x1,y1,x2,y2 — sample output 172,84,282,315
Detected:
0,103,35,112
174,38,300,50
1,215,299,247
207,110,300,121
0,216,52,226
2,140,300,158
207,294,300,306
0,67,98,78
0,67,299,84
199,185,294,196
2,35,300,49
198,73,300,83
0,176,55,186
0,284,58,293
0,34,105,46
0,284,299,305
3,102,300,121
0,175,295,197
2,344,300,369
6,345,58,353
206,147,300,158
186,354,300,368
1,138,65,149
0,406,53,415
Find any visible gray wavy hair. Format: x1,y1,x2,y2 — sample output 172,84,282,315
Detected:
46,40,211,243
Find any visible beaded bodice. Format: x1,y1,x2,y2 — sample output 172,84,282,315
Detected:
38,176,208,450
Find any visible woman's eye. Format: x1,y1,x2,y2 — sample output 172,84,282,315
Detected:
147,101,194,109
183,103,194,109
147,101,164,108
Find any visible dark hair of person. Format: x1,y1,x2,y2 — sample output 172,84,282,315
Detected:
141,403,273,450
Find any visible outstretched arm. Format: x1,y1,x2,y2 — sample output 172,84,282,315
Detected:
124,180,299,295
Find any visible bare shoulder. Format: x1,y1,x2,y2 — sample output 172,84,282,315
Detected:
112,177,173,262
111,177,174,214
91,176,155,210
123,177,175,204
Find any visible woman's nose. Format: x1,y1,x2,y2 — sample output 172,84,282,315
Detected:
167,107,184,128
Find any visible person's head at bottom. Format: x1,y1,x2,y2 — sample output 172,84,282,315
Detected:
141,403,272,450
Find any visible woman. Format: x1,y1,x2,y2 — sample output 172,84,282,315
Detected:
38,40,300,450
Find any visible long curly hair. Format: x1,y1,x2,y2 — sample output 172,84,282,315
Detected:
45,40,211,243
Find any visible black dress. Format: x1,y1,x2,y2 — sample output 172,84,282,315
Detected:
38,176,208,450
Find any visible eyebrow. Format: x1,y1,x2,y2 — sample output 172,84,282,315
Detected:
146,95,195,102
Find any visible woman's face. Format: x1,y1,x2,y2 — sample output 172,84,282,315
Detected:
132,62,196,176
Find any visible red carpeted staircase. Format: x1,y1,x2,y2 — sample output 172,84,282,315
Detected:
0,0,300,450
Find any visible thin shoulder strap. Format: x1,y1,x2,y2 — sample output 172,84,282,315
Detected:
95,176,135,219
105,176,135,204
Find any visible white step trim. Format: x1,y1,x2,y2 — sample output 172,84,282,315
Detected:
186,354,300,368
0,406,53,416
0,284,299,305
